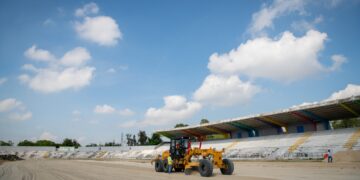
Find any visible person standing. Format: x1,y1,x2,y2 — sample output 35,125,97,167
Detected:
327,149,333,163
167,156,173,174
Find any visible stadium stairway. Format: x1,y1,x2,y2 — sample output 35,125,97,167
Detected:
288,132,313,153
343,128,360,150
225,139,240,151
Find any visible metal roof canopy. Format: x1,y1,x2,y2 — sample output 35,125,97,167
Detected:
155,95,360,138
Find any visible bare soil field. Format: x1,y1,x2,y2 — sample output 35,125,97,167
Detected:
0,159,359,180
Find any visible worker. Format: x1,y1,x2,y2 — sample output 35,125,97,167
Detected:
167,156,173,174
175,143,180,157
327,149,333,163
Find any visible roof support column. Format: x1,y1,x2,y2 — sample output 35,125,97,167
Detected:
228,122,258,137
291,111,317,131
255,118,283,134
259,116,288,133
300,110,331,130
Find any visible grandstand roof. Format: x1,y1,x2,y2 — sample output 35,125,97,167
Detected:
155,95,360,138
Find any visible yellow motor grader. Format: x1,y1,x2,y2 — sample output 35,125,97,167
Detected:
153,137,234,177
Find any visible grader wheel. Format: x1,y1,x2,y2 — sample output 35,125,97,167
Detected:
174,167,183,172
220,159,234,175
154,160,164,172
184,168,192,175
198,159,213,177
162,159,170,173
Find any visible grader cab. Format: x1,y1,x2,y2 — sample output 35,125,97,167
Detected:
153,136,234,177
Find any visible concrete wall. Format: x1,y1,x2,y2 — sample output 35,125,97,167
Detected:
259,128,279,136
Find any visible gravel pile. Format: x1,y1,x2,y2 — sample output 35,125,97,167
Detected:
0,154,23,161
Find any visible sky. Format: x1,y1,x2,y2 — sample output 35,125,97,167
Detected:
1,0,360,145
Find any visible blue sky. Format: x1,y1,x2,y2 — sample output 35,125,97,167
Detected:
1,0,360,145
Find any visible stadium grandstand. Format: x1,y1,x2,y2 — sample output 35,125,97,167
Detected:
156,95,360,139
1,95,360,161
153,95,360,160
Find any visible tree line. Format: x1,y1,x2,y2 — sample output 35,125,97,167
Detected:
174,118,209,128
125,131,162,146
0,139,83,147
1,119,210,147
13,138,81,148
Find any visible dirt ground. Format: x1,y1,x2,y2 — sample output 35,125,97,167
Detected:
0,159,359,180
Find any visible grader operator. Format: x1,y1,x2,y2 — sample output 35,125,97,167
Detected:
153,136,234,177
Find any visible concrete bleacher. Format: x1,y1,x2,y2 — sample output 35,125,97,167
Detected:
1,128,359,160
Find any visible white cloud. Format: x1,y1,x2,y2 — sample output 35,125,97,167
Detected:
18,74,30,83
118,108,135,116
141,95,202,126
60,47,91,67
22,64,38,72
72,110,81,115
0,98,22,112
290,101,319,109
194,75,261,106
20,67,95,93
292,84,360,108
24,45,56,62
94,104,134,116
39,131,57,141
8,111,32,121
107,65,128,73
326,84,360,101
43,18,55,26
248,0,306,36
0,98,32,122
107,68,116,73
94,104,116,114
21,46,95,93
0,77,7,85
291,16,323,32
75,2,99,17
329,54,347,71
75,16,122,46
208,30,339,83
76,136,86,143
329,0,344,8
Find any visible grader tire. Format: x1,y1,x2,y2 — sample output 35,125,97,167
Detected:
198,159,213,177
155,160,164,172
174,167,183,172
184,168,192,175
220,159,234,175
162,160,169,173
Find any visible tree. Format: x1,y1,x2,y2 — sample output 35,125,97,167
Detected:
18,140,35,146
61,138,81,148
86,143,98,147
126,134,132,146
62,138,73,146
175,123,189,128
332,118,360,129
72,139,81,148
132,135,137,146
138,131,148,145
200,119,209,124
0,140,13,146
35,140,56,146
148,133,162,145
104,140,121,146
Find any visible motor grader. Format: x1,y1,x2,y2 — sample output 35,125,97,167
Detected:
153,136,234,177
